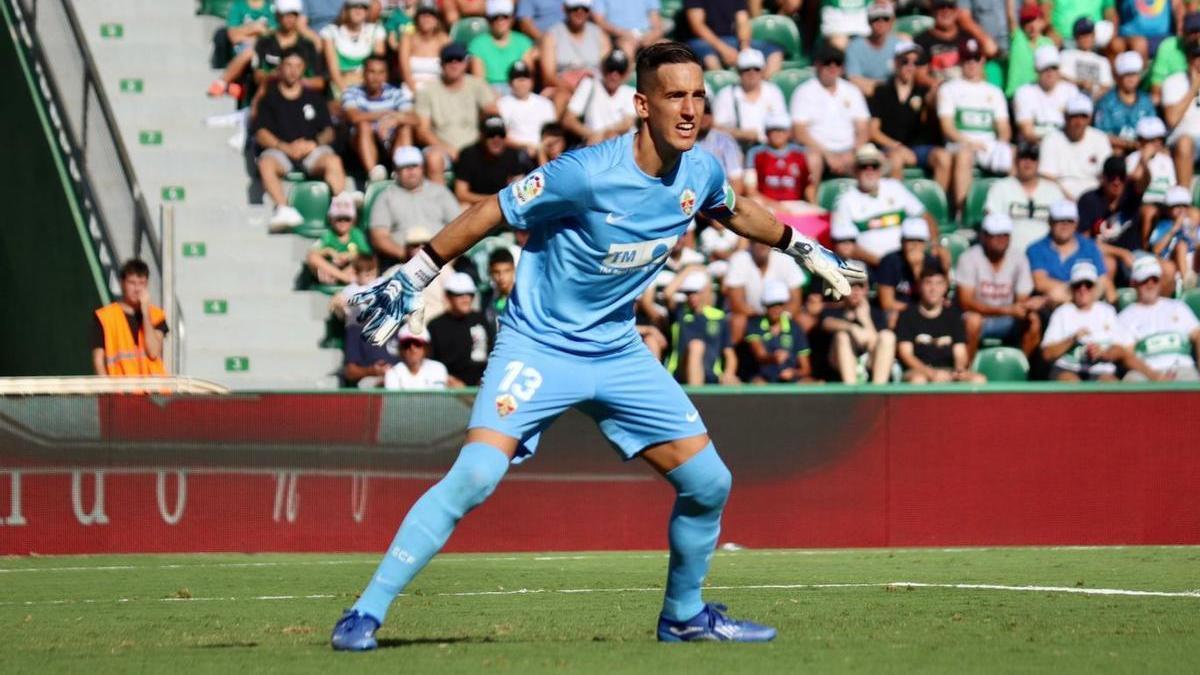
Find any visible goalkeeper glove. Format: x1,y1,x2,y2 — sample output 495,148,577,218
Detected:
350,249,441,346
780,230,866,301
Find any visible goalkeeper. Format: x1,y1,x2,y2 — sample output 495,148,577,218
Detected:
332,42,865,649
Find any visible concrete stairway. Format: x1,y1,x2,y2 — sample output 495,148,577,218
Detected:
70,0,341,389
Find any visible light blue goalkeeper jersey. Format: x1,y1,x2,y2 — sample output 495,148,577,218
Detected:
497,133,734,355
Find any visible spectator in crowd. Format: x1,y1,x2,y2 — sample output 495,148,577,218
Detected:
790,45,870,185
745,112,810,205
896,267,985,384
343,55,416,182
1077,156,1147,282
875,218,950,320
686,0,785,75
331,254,380,324
938,38,1013,212
1094,51,1155,156
1028,200,1112,307
831,143,932,267
819,0,871,51
368,146,462,266
1005,3,1055,97
698,97,746,196
1118,256,1200,380
254,50,350,229
915,0,968,84
821,260,897,384
1149,12,1200,100
592,0,664,58
984,141,1065,253
469,0,535,94
1149,185,1198,285
428,272,494,386
454,116,532,205
541,0,612,110
869,42,948,185
537,121,568,165
665,270,739,385
744,280,812,383
1038,94,1112,201
1163,41,1200,187
722,240,807,342
415,42,498,183
1014,46,1080,143
1127,116,1177,242
845,2,901,97
515,0,565,41
436,0,488,25
957,214,1045,360
383,326,451,390
497,61,557,158
306,194,372,285
343,321,403,389
1041,260,1160,381
92,259,167,377
562,49,636,144
712,48,788,147
481,247,515,333
397,1,451,93
320,0,387,97
209,0,323,99
1060,17,1114,96
1114,0,1175,61
226,0,276,53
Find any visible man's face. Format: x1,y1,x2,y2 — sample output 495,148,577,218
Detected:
894,52,918,83
1050,219,1076,244
902,238,926,264
400,339,425,368
739,65,762,90
542,132,566,160
511,74,533,97
484,132,507,155
1065,113,1089,140
869,13,893,38
489,12,512,37
1118,71,1140,93
398,164,424,189
1037,65,1059,90
816,59,843,86
1071,279,1096,308
1015,155,1039,181
961,55,983,80
602,67,626,93
1136,275,1161,303
919,273,948,306
347,4,367,25
1101,172,1126,198
489,261,515,296
442,55,467,83
767,127,790,148
856,162,881,193
121,274,148,305
566,4,590,29
686,288,706,312
982,232,1010,258
766,303,785,322
364,59,387,92
934,5,957,29
278,11,299,32
279,55,305,85
447,292,474,316
634,62,705,154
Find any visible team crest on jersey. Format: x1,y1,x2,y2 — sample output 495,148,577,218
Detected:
495,394,518,417
513,173,544,205
680,189,696,217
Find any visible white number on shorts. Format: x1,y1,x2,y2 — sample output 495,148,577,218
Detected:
498,361,543,402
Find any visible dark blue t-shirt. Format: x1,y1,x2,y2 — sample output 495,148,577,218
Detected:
670,305,732,383
745,313,810,382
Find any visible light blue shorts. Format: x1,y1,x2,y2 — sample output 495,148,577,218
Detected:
468,330,707,462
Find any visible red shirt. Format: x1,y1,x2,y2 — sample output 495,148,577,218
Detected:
750,144,809,202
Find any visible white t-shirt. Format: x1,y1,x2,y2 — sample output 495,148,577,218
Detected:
383,359,449,390
1038,127,1112,199
1117,299,1200,371
830,179,926,260
713,82,788,143
937,78,1009,143
567,78,636,132
1042,301,1132,374
699,226,742,258
722,249,806,313
788,77,869,153
1060,49,1113,92
1162,72,1200,142
1014,80,1081,139
1126,149,1176,204
497,92,557,148
319,22,386,71
982,177,1066,254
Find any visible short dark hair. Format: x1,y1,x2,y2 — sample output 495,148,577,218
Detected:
279,47,306,65
488,248,515,268
635,41,702,94
540,121,565,138
364,54,389,70
119,258,150,280
352,254,378,273
920,263,947,281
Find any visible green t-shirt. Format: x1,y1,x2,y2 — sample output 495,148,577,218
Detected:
1005,32,1054,97
313,227,371,259
1047,0,1113,42
1150,36,1186,86
468,32,534,85
384,8,412,37
227,0,277,30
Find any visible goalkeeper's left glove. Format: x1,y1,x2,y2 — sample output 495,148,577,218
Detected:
350,249,441,346
779,230,866,301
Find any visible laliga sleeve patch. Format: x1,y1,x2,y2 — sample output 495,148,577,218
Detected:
513,172,545,205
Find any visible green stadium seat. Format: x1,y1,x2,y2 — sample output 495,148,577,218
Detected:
1192,176,1200,207
817,178,856,212
960,176,997,231
750,15,807,67
939,232,970,269
1116,286,1137,311
284,171,307,183
199,0,235,19
972,346,1029,382
895,15,934,37
902,166,927,179
1182,288,1200,320
289,181,332,238
771,67,812,101
704,69,739,94
904,178,951,233
450,17,489,46
358,180,390,231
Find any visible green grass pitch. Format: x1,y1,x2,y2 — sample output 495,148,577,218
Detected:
2,547,1198,673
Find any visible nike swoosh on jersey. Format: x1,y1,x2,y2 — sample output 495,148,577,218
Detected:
685,411,699,422
605,212,628,224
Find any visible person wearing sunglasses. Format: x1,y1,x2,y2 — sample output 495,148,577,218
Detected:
845,2,901,98
791,44,870,185
869,41,949,186
1117,256,1200,381
306,194,373,286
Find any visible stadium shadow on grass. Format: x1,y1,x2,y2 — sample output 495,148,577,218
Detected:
376,636,487,648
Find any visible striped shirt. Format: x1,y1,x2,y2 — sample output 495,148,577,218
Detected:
341,83,413,114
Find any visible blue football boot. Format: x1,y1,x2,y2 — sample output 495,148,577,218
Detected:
330,609,381,651
657,603,777,642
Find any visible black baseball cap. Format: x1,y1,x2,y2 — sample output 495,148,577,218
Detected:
440,43,468,62
481,115,506,137
1073,17,1095,36
508,60,532,80
1016,141,1040,159
1102,156,1127,179
602,49,630,73
815,44,845,65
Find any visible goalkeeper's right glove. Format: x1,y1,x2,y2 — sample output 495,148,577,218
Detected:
350,249,440,346
781,231,867,301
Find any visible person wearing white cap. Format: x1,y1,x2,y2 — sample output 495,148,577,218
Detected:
1028,199,1113,308
383,326,451,390
306,194,371,285
1162,40,1200,188
426,271,493,387
1146,184,1195,286
983,140,1066,254
1014,45,1081,143
1038,92,1112,200
844,3,901,97
1127,115,1177,247
468,0,535,93
956,213,1044,361
895,265,986,384
744,111,811,204
936,38,1013,210
743,279,813,383
1093,51,1154,155
831,143,935,265
1117,256,1200,380
1059,18,1114,96
663,270,739,385
711,48,788,145
367,145,462,267
874,217,951,318
1041,261,1161,381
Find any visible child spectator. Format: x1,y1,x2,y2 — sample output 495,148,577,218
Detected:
1147,185,1195,284
320,0,387,97
343,56,416,182
428,272,494,386
744,113,810,205
957,214,1045,360
332,254,380,324
469,0,535,94
481,248,516,333
665,271,739,385
307,195,372,286
896,267,985,384
744,280,812,383
497,61,557,158
1126,116,1176,250
383,327,451,390
821,261,896,384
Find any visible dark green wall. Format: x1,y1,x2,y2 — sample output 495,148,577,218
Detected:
0,11,105,375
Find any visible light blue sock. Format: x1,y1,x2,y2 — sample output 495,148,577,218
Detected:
353,442,509,622
661,443,732,622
